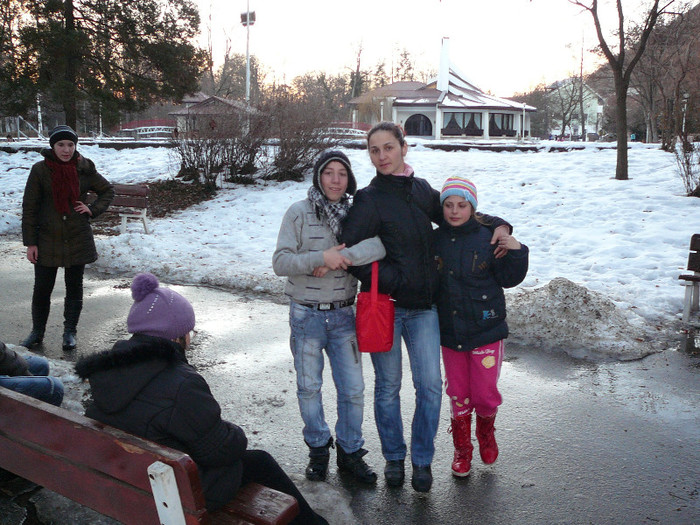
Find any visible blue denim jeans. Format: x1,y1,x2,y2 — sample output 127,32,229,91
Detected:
0,355,64,406
370,306,442,466
289,301,365,453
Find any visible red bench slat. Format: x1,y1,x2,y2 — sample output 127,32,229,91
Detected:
0,388,206,524
0,388,299,525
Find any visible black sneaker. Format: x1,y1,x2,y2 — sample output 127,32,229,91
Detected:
411,464,433,492
305,437,334,481
337,446,377,484
384,459,405,487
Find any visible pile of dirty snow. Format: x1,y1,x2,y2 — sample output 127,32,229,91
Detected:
506,277,661,361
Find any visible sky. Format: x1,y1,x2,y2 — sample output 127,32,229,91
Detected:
194,0,645,97
2,138,698,362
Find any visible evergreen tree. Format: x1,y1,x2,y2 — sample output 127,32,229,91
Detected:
6,0,207,129
372,60,389,89
396,48,415,81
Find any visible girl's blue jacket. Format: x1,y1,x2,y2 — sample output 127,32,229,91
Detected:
434,216,529,352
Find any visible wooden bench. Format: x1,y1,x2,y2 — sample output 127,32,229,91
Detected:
110,183,151,234
679,233,700,322
0,388,299,525
90,183,151,234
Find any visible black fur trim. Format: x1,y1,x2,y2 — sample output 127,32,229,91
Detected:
75,334,184,379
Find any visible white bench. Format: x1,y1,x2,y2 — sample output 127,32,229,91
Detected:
679,234,700,322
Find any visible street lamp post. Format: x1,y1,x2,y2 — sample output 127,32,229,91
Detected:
240,2,256,105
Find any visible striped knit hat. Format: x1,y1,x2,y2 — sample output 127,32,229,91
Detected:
49,125,79,148
440,176,478,209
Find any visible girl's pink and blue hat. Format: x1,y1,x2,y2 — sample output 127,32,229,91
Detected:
440,176,478,210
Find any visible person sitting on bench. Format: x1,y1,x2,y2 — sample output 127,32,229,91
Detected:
75,273,328,525
0,340,64,406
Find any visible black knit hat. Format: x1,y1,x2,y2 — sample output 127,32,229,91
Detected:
49,125,79,148
312,150,357,196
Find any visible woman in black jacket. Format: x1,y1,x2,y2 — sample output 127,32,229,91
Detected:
340,122,510,492
21,125,114,351
75,273,328,524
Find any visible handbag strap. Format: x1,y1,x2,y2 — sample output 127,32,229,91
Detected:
371,261,378,301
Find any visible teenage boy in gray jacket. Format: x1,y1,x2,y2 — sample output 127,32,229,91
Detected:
273,150,384,484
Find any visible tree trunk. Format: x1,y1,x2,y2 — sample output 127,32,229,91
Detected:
579,53,586,141
63,0,78,129
613,72,629,180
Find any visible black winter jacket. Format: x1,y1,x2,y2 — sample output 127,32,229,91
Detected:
22,149,114,268
434,217,529,351
75,334,248,509
341,172,511,310
0,341,30,376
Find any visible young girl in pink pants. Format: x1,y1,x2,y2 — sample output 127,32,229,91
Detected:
434,176,529,477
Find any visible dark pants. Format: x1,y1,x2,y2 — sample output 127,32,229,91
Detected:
202,449,327,525
31,264,84,332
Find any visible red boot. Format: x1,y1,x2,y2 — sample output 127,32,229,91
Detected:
476,414,499,464
449,414,473,477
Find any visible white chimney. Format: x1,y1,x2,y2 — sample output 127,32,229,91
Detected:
437,37,450,92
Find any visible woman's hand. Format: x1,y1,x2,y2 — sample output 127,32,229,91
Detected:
74,201,92,216
497,234,521,251
26,245,38,264
323,244,352,270
491,225,511,258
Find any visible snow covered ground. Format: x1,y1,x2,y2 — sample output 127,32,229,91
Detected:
2,138,698,360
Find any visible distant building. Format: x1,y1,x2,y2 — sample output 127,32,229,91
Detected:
169,95,255,136
546,79,605,139
348,38,536,140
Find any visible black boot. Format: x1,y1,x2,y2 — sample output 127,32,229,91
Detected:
62,299,82,351
305,437,334,481
23,292,50,348
411,463,433,493
62,331,77,351
337,446,377,484
384,459,405,487
21,329,44,349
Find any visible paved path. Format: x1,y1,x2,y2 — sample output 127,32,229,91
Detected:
1,239,699,524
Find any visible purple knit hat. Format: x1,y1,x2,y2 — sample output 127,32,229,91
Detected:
126,273,195,339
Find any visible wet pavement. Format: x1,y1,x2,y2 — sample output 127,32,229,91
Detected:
1,239,699,524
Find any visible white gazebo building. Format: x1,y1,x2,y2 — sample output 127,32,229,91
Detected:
349,38,536,140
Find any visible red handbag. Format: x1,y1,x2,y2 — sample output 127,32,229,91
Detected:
356,261,395,353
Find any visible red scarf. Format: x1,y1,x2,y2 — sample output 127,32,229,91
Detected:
46,157,80,215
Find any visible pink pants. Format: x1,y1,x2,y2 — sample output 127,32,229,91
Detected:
442,340,504,418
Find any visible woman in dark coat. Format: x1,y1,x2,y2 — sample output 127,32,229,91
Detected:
75,273,329,524
21,125,114,351
339,121,511,492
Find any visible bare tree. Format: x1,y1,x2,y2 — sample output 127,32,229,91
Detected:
579,42,587,140
351,43,364,99
549,77,581,138
260,84,338,182
571,0,676,179
630,4,700,146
